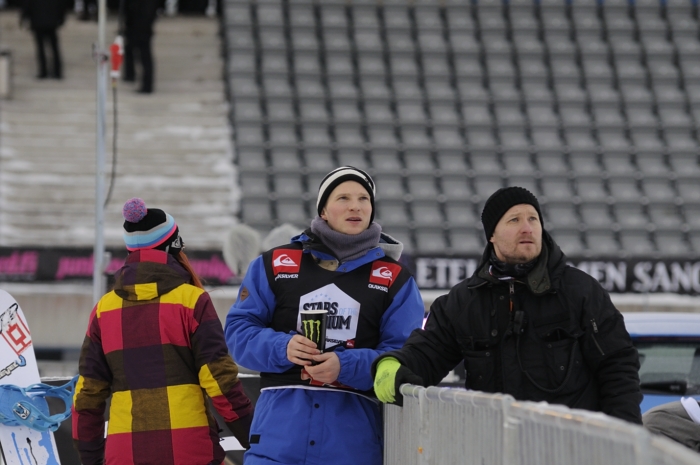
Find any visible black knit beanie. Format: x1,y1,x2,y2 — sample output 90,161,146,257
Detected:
481,186,543,241
316,166,376,224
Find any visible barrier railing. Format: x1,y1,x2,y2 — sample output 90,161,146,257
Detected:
385,385,700,465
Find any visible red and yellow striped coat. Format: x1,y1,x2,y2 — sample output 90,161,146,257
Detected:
72,249,252,465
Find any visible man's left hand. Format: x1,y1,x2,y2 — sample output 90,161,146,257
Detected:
301,352,341,384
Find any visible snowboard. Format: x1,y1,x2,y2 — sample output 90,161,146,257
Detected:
0,290,61,465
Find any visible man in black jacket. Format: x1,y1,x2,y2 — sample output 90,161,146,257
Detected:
21,0,68,79
372,186,643,424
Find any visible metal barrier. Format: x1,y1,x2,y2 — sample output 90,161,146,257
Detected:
385,385,700,465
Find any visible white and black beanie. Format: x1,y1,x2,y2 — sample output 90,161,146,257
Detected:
316,166,376,224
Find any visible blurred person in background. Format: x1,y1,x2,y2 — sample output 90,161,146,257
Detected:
373,186,643,424
21,0,68,79
225,166,425,465
72,198,253,465
123,0,158,93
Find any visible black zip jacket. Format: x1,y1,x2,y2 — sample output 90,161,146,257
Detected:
374,231,642,424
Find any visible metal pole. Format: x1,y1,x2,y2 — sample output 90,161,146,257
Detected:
93,0,108,305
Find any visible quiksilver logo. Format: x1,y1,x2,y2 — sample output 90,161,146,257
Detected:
274,254,298,267
371,266,393,280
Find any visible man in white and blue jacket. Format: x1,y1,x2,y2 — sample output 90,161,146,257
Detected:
225,166,424,465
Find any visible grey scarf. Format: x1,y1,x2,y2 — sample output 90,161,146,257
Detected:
310,216,382,263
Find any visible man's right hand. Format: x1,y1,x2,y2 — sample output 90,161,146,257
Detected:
286,334,320,366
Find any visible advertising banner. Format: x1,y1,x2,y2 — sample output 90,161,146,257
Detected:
408,255,700,295
5,247,700,294
0,248,240,286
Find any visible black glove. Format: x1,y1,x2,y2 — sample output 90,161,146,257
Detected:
393,365,424,407
226,413,253,450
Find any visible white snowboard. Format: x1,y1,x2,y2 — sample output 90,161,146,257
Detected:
0,290,61,465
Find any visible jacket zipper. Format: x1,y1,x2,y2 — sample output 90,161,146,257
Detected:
590,318,605,355
509,282,514,313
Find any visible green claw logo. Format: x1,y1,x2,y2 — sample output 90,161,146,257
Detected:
303,319,322,344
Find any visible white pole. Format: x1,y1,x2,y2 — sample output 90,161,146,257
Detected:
93,0,108,305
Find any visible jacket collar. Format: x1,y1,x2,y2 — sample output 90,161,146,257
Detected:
113,249,190,301
470,230,565,295
292,230,387,272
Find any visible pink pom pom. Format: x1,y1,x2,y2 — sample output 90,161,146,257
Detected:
123,198,147,223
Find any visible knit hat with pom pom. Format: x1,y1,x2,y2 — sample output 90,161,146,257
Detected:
122,198,183,254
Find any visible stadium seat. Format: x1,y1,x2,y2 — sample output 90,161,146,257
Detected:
448,229,484,255
236,122,265,147
444,200,478,228
334,148,366,169
436,151,469,174
375,199,410,227
544,202,580,230
276,199,311,226
585,229,620,255
569,153,602,176
407,174,439,200
410,200,445,228
433,127,465,150
654,231,688,256
534,153,569,176
640,178,677,203
474,177,504,201
469,152,503,176
613,202,649,230
600,154,634,176
369,149,402,174
270,148,301,173
579,202,614,229
415,228,448,254
373,173,405,200
648,203,684,230
301,124,331,148
669,154,700,178
241,198,275,229
575,176,609,203
335,126,365,149
635,156,671,178
618,230,655,256
441,174,474,201
541,178,575,201
677,178,700,203
502,153,536,176
272,173,305,197
303,149,336,174
551,229,585,256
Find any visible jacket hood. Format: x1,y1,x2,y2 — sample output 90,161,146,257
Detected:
470,230,567,294
113,250,191,301
378,232,403,261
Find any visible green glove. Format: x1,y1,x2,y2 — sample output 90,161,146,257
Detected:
374,357,402,403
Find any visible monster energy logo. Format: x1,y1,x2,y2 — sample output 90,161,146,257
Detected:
303,319,323,344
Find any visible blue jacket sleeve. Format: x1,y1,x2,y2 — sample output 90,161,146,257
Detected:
336,276,424,391
225,256,295,373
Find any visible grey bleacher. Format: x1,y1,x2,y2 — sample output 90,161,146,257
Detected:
223,0,700,258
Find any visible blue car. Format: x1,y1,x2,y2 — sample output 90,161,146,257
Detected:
623,312,700,413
